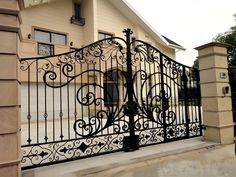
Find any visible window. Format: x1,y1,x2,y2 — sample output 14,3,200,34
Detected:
34,29,66,56
98,32,113,44
51,33,66,45
146,44,153,60
38,43,54,56
74,3,81,20
104,70,118,106
35,29,66,45
104,70,126,106
147,75,153,98
104,82,119,106
131,37,136,49
98,32,113,40
35,30,50,43
71,2,85,26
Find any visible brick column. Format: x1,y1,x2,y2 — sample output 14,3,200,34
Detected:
0,0,21,177
195,42,234,144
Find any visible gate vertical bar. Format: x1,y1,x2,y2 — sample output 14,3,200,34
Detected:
160,53,167,141
183,67,190,137
123,28,139,151
196,69,203,136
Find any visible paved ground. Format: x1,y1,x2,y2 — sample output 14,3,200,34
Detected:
80,143,236,177
23,137,236,177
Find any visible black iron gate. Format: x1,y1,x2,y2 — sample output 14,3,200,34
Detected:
20,29,202,169
228,67,236,136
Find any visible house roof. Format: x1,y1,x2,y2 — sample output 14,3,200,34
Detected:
162,35,185,50
21,0,185,51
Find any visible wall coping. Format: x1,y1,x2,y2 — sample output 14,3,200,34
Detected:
195,42,230,50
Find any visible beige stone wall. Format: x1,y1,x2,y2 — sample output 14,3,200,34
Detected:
196,42,234,144
0,0,21,176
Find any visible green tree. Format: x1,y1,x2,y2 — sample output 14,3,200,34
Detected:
214,14,236,67
192,58,199,69
192,13,236,68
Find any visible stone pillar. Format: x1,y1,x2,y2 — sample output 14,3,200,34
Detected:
0,0,21,177
195,42,234,144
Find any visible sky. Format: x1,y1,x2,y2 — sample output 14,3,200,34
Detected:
127,0,236,66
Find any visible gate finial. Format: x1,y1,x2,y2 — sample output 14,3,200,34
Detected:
123,28,133,37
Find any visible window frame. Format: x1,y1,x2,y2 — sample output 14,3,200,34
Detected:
103,70,127,107
34,29,67,46
73,2,81,20
34,28,67,56
98,31,114,44
131,37,136,49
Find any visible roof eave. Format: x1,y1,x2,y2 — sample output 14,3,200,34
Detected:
168,44,186,51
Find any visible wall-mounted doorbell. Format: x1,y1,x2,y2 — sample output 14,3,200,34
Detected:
222,86,229,95
220,72,227,79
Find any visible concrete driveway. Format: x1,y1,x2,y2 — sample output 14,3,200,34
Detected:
81,143,236,177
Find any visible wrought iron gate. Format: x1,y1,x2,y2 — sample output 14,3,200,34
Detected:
20,28,202,169
228,67,236,136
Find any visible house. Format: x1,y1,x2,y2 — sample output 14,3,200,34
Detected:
19,0,184,58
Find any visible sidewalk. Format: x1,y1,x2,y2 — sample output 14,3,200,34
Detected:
22,137,231,177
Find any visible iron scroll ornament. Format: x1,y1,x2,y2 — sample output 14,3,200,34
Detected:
130,40,182,130
40,30,193,138
42,37,130,137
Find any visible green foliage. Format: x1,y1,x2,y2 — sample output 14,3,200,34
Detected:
192,58,199,69
214,14,236,67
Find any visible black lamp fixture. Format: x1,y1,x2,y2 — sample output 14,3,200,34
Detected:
70,41,73,46
27,34,31,39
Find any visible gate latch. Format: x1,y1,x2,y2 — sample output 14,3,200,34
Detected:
124,101,138,117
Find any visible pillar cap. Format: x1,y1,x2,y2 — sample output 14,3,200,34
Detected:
195,42,230,51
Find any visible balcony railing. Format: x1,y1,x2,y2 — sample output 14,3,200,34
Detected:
70,15,85,26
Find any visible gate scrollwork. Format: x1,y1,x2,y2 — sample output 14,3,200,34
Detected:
20,28,202,169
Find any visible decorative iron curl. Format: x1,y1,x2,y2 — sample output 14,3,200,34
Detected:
76,83,115,106
133,71,177,126
72,37,127,66
73,114,103,137
130,41,160,66
73,81,127,137
20,60,31,71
